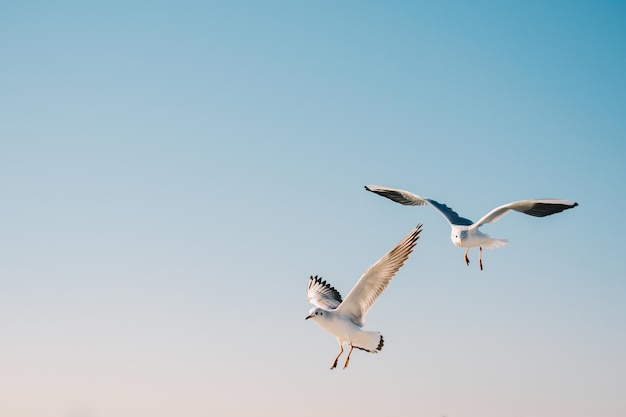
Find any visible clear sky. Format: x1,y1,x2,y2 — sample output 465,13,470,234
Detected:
1,1,625,416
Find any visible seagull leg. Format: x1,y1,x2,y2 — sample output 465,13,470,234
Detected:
464,248,470,266
343,343,354,369
479,246,483,271
330,344,343,370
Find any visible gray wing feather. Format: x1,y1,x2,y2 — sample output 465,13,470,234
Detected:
474,199,578,227
426,199,474,226
335,224,422,326
365,185,473,226
364,185,427,206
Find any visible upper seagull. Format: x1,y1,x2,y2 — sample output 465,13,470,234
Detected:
365,185,578,270
306,224,422,369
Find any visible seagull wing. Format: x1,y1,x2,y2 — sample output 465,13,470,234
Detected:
365,185,473,226
307,276,343,310
474,199,579,227
335,224,422,326
364,185,428,206
425,198,474,226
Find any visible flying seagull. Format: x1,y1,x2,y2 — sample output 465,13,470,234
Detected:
365,185,578,270
306,224,422,369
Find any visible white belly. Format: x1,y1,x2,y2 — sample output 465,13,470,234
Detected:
316,314,362,344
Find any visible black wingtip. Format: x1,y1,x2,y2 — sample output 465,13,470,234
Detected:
308,275,343,304
411,223,423,243
525,201,579,217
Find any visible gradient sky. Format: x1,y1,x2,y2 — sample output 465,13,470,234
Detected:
1,1,625,417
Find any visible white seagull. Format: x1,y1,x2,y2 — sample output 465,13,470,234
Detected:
306,224,422,369
365,185,578,270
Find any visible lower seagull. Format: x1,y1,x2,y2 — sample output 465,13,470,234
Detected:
305,224,422,369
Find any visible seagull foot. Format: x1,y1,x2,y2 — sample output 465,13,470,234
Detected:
330,361,337,370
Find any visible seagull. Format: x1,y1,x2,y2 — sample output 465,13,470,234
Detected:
306,224,422,369
365,185,578,270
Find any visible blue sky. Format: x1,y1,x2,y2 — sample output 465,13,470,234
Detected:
1,1,625,416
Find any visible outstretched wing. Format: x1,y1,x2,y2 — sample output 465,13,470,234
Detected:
336,224,422,326
425,198,474,226
474,199,579,227
307,275,343,310
364,185,427,206
365,185,473,226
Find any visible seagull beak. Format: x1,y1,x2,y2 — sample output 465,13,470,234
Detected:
305,314,312,320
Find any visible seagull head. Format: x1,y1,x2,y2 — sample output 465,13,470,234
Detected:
305,307,326,321
451,228,468,247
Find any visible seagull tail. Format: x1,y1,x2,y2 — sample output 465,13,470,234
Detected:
482,237,508,249
354,331,384,353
